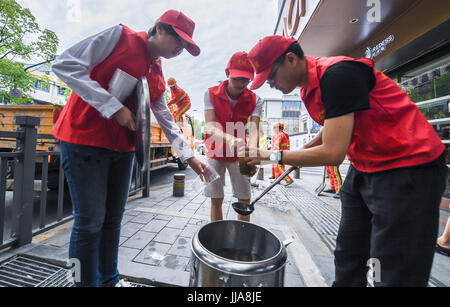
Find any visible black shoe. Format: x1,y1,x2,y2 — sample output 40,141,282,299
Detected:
324,189,336,194
269,176,275,179
436,244,450,257
333,193,340,199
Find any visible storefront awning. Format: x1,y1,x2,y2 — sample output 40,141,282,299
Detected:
275,0,450,61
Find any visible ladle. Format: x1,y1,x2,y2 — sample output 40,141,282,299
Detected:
232,166,297,216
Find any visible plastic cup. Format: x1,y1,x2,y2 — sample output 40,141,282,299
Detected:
202,165,220,184
187,164,220,194
108,69,138,102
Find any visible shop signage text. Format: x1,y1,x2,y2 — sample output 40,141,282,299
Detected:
365,34,395,59
367,0,381,23
283,0,306,38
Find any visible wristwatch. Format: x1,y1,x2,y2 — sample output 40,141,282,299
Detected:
269,151,283,164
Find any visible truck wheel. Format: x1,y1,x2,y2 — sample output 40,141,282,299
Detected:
178,161,188,170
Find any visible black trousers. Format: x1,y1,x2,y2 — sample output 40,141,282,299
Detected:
333,153,447,287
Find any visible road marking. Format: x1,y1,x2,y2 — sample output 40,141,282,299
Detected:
269,224,328,287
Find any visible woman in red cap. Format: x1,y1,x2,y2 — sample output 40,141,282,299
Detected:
204,51,262,222
244,36,447,287
51,10,204,287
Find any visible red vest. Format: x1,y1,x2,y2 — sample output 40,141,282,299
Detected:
205,81,257,162
273,131,290,151
301,56,444,172
170,86,190,108
53,25,166,152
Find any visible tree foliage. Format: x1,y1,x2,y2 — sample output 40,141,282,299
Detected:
0,0,59,103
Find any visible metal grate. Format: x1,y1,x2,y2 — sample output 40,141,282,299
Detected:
0,256,73,287
281,186,340,252
0,255,153,287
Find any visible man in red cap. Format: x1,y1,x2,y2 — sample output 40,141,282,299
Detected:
167,77,191,129
271,122,293,185
204,51,262,222
51,10,204,287
244,36,447,287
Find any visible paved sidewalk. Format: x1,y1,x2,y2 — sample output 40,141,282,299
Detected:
1,164,448,287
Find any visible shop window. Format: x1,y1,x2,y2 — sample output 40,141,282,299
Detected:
417,100,450,120
432,123,450,164
399,54,450,103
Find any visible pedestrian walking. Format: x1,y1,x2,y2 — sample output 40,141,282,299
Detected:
167,77,191,129
271,123,293,186
203,51,262,222
51,10,205,287
244,35,447,286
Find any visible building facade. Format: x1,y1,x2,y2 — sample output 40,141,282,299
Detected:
27,65,68,105
263,94,302,138
262,94,320,149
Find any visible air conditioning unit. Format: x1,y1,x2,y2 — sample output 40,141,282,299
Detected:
432,69,441,79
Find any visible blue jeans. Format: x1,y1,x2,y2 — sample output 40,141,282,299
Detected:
60,142,134,287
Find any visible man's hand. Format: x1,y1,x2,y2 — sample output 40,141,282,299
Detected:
248,164,258,177
114,106,136,131
187,157,206,180
243,147,272,167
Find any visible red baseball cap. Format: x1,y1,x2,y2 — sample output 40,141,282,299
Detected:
157,10,200,56
226,51,255,80
248,36,298,90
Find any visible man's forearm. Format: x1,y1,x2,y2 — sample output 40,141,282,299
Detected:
205,124,238,145
282,145,345,168
248,132,259,152
248,117,260,149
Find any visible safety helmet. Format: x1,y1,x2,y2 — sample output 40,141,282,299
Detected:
167,78,177,87
273,122,284,129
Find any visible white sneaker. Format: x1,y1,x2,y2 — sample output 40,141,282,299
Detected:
115,279,132,287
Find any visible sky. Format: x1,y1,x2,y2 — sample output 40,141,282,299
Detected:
16,0,285,120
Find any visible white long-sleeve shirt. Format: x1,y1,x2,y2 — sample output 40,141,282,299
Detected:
52,25,194,162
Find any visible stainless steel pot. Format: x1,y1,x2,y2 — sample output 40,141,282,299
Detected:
190,220,293,287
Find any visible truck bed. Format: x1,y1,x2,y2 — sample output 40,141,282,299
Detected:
0,105,61,151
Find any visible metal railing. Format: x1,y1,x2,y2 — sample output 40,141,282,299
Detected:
0,116,150,252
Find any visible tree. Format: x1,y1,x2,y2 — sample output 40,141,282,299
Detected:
0,0,59,103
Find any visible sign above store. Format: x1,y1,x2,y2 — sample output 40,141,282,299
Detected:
365,34,395,59
283,0,306,38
